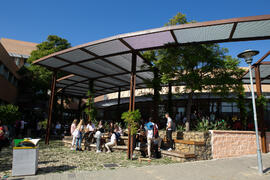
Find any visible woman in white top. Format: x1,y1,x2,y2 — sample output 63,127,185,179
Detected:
73,119,84,151
70,119,77,150
105,129,117,153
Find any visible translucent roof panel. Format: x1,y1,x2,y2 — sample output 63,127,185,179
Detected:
259,65,270,78
38,57,68,68
84,40,129,56
98,77,128,86
58,49,94,62
56,83,66,88
105,54,132,71
61,65,102,78
80,59,126,75
75,83,89,89
66,86,88,92
174,24,234,43
123,31,175,49
137,71,154,80
94,80,116,89
233,20,270,39
67,75,87,82
58,79,76,85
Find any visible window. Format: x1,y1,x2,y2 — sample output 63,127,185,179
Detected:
221,102,239,113
267,103,270,111
14,57,20,67
0,63,4,75
209,102,217,113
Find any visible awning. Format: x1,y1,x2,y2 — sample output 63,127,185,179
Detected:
33,15,270,97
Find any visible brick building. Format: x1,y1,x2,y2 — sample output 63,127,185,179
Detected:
0,38,37,104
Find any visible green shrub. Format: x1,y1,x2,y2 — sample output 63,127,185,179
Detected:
121,109,141,135
0,104,21,125
195,118,229,132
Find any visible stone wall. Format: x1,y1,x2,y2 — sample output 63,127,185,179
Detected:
210,130,270,159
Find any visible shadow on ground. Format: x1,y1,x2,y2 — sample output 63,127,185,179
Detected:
38,160,59,165
263,167,270,174
37,165,76,175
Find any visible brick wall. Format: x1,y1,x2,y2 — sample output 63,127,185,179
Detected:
210,130,270,159
266,132,270,152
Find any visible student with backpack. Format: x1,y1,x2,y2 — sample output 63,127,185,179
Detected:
144,117,155,158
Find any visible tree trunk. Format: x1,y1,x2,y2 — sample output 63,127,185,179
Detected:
185,92,193,131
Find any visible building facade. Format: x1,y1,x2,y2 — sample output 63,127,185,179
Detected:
0,38,37,104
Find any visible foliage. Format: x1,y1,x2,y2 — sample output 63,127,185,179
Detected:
195,118,229,132
153,12,244,131
84,90,97,122
25,35,71,98
176,125,186,132
256,95,268,107
39,119,48,128
121,109,141,135
0,104,21,125
211,119,229,130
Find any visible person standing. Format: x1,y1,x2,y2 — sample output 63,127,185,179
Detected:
74,119,84,151
165,113,173,151
70,119,77,150
144,117,154,158
95,120,105,153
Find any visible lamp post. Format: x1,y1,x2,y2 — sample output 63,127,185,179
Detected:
238,49,263,174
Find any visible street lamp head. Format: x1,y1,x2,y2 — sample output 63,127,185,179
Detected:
237,49,259,65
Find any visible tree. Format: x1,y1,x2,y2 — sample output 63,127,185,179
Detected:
155,13,244,131
25,35,71,99
142,51,162,124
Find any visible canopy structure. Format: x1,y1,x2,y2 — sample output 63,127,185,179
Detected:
242,51,270,85
241,50,270,154
34,15,270,98
33,15,270,154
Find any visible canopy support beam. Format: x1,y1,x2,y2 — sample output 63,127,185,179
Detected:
88,79,94,121
127,53,137,159
255,65,267,153
45,71,57,145
117,87,121,120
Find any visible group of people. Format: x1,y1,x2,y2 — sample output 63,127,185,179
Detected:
143,113,173,158
69,112,174,158
70,119,122,153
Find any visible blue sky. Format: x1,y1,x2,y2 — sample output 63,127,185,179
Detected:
0,0,269,66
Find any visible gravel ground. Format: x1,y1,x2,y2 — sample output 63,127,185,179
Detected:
0,140,177,177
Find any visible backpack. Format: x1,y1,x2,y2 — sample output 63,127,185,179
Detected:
153,124,159,138
114,132,120,141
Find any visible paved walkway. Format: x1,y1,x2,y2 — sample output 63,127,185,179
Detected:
8,153,270,180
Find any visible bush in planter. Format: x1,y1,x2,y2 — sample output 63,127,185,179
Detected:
176,125,185,139
195,118,230,132
121,109,141,135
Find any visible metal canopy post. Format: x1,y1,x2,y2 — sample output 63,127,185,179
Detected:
153,67,160,124
168,82,173,116
45,71,57,145
88,79,94,121
78,98,82,119
117,87,121,120
127,53,137,159
255,65,267,153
